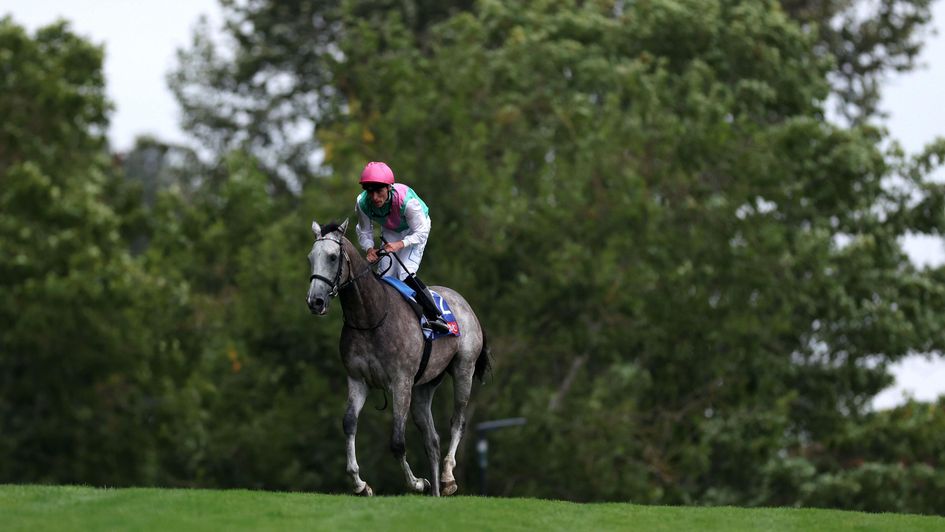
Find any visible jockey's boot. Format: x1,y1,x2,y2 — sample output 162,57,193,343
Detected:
408,280,452,334
419,291,452,333
425,314,452,334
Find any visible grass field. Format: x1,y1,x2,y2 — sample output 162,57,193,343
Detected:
2,484,943,531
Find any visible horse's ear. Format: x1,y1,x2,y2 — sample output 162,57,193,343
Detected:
339,219,349,236
311,220,321,237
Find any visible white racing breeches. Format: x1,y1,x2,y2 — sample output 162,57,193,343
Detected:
378,228,426,281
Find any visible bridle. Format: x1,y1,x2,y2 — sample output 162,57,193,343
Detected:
309,237,348,299
310,237,375,298
309,236,388,329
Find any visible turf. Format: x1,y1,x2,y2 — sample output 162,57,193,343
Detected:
1,484,942,531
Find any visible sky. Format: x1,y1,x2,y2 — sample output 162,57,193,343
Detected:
4,1,945,409
2,0,224,152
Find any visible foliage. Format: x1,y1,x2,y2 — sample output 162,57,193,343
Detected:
0,18,190,485
783,0,936,123
168,0,937,187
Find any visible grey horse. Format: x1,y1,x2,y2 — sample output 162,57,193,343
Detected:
306,219,490,496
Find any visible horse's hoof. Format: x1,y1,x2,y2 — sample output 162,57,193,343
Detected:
441,480,458,496
354,484,374,497
411,478,430,493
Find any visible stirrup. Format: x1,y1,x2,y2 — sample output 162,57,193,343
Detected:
426,317,452,334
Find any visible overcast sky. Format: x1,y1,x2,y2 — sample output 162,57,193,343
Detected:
3,0,224,151
4,0,944,409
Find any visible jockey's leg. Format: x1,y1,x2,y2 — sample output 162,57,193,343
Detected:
376,253,400,279
380,229,409,280
391,230,424,280
380,233,449,332
404,277,452,334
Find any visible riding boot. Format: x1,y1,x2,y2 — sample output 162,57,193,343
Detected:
405,277,452,334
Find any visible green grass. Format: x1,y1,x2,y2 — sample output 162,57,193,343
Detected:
1,485,942,531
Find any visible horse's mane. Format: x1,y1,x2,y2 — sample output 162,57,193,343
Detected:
320,220,344,236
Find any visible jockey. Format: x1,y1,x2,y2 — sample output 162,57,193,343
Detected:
355,161,451,334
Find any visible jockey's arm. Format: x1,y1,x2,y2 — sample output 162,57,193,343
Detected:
401,198,430,249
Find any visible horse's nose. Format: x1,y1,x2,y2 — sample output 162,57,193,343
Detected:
308,296,326,314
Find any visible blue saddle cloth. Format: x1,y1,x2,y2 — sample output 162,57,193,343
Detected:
380,277,461,340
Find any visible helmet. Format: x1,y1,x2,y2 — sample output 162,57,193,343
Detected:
359,162,395,185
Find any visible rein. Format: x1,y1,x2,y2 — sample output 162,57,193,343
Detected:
311,237,388,330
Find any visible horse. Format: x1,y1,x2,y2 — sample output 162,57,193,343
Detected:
306,219,491,496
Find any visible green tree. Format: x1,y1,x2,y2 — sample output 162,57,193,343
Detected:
0,18,193,484
132,150,360,490
170,0,937,188
782,0,936,123
169,0,477,191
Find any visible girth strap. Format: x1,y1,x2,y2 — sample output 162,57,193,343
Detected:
415,336,432,383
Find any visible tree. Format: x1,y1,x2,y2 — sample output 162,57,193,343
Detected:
136,152,354,489
782,0,936,123
170,0,938,189
0,17,194,486
169,0,479,191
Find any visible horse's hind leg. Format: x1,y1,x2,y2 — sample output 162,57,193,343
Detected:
391,378,429,493
441,363,474,496
411,382,441,496
344,377,372,496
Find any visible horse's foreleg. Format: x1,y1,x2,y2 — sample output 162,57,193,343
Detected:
441,368,473,496
344,377,372,496
411,383,441,496
391,379,428,493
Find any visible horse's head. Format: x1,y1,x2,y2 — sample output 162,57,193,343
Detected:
307,219,350,315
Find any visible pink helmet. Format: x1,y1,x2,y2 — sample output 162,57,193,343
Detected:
359,162,395,185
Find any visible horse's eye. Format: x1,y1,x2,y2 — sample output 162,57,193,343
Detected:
329,254,338,262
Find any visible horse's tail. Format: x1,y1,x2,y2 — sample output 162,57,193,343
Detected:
474,328,492,383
